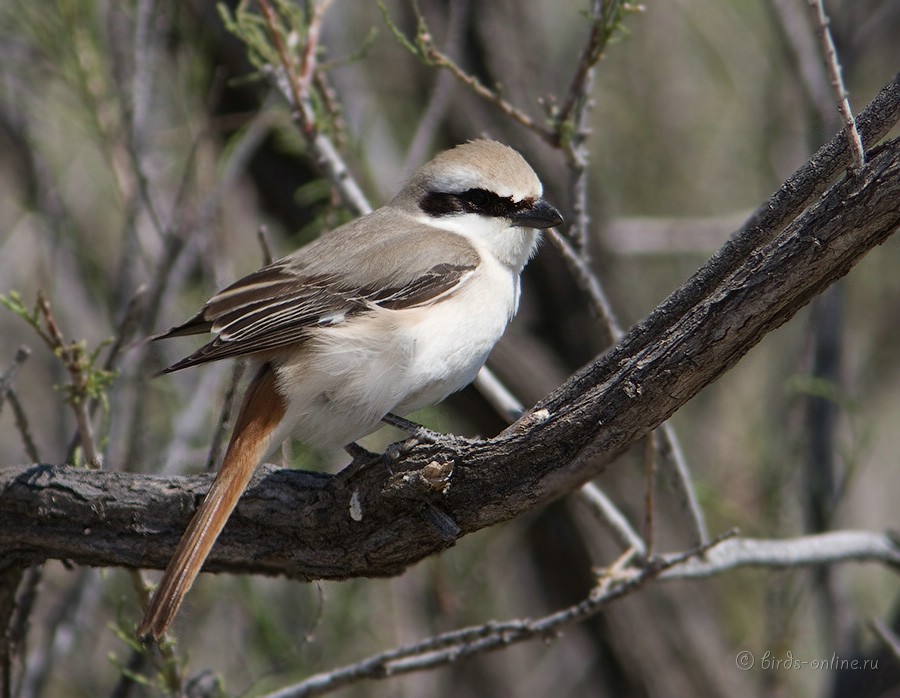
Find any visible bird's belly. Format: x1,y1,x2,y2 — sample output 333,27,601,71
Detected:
274,270,517,449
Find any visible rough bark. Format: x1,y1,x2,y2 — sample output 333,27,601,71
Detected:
1,134,899,583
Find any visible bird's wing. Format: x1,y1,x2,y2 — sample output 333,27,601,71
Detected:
155,213,480,372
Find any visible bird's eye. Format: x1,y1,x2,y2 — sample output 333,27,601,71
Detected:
463,189,491,208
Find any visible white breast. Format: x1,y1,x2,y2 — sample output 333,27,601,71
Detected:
272,252,519,450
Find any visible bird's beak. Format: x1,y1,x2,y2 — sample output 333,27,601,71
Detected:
510,198,563,230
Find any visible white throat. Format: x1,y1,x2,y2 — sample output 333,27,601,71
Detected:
418,212,539,273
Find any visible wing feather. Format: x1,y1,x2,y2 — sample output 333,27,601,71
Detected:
156,217,479,373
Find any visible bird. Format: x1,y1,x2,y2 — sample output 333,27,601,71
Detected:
138,139,563,641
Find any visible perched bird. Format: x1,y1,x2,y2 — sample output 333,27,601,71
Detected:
138,139,562,640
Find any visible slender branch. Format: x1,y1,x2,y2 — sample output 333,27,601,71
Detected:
257,0,313,137
657,422,709,546
5,391,40,464
0,347,30,414
380,3,555,144
403,0,470,175
260,534,732,698
807,0,865,169
546,228,620,343
658,530,900,578
574,482,646,558
35,293,101,468
261,531,899,697
869,617,900,662
472,367,525,423
612,71,900,382
555,0,633,134
258,0,371,216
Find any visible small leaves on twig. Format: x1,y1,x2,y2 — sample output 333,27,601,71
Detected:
1,290,116,467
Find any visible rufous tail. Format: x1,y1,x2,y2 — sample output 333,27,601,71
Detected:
138,363,286,641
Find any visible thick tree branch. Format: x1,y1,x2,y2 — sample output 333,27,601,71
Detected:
2,128,899,579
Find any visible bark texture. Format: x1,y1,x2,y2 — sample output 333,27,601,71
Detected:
2,136,900,582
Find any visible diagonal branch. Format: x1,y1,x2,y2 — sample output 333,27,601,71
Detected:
1,121,899,578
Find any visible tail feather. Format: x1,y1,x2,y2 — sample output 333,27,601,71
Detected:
138,363,286,641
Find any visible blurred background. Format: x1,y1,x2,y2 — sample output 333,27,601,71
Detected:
1,1,899,696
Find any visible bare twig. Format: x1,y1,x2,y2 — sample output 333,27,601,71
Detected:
205,362,245,472
807,0,865,169
380,3,555,145
5,390,40,464
658,530,900,579
472,367,525,423
258,225,275,266
402,0,470,175
35,293,102,467
657,422,709,546
574,482,646,558
644,432,657,555
259,0,371,216
0,346,30,414
473,366,643,555
555,0,634,137
545,228,710,544
545,228,620,343
869,617,900,662
66,286,146,465
261,534,732,698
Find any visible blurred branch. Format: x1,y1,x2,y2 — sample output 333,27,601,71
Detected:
0,347,39,464
380,2,555,144
0,347,30,415
402,0,470,175
255,528,900,698
658,530,900,579
2,130,899,577
555,0,635,138
260,534,731,698
1,292,115,468
869,617,900,661
256,0,371,216
575,482,646,558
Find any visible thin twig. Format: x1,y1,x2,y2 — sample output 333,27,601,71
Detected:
807,0,865,169
869,617,900,662
258,225,275,265
555,0,634,135
205,362,245,471
658,530,900,579
420,43,555,145
657,422,709,545
545,228,619,338
66,286,146,465
472,367,525,423
36,293,101,468
259,0,371,216
643,432,657,556
381,3,554,145
546,228,710,544
575,482,646,558
7,391,40,463
403,0,470,175
261,534,733,698
0,346,31,414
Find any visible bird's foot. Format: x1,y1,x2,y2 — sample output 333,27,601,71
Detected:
381,413,478,464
